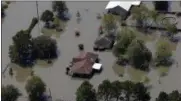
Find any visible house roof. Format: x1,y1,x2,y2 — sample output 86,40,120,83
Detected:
71,59,94,74
71,52,98,74
95,36,112,47
105,1,141,11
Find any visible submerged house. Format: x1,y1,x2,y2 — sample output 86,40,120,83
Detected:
105,1,141,20
94,34,115,50
67,52,102,77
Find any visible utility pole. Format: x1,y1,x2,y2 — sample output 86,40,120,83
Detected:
36,1,41,35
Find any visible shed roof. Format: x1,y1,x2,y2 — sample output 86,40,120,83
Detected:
105,1,141,11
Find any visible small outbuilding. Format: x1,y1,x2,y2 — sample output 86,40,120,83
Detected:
105,1,141,20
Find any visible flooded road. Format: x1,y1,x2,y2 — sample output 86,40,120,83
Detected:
2,1,181,101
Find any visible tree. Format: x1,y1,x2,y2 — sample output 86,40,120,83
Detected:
97,80,112,101
32,35,58,59
156,92,169,101
27,17,38,34
25,76,46,101
10,30,34,66
121,81,135,101
52,1,67,13
155,39,172,66
127,39,152,70
41,10,54,22
169,90,181,101
113,28,136,56
131,4,149,28
164,21,177,38
2,85,21,101
111,81,123,101
76,81,97,101
133,83,150,101
102,14,116,32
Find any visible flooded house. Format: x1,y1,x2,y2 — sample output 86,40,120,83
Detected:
66,52,102,78
105,1,141,20
94,33,116,51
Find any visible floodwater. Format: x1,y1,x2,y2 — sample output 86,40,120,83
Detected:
2,1,181,101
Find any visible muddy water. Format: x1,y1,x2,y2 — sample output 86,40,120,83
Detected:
2,1,181,101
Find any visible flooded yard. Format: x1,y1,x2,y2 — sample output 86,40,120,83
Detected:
2,1,181,101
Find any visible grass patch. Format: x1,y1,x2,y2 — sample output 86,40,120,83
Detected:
112,63,125,77
41,28,60,37
127,67,146,83
156,66,169,77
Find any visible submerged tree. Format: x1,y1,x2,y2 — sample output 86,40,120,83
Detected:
52,1,67,13
133,83,151,101
2,85,21,101
41,10,54,22
32,35,58,59
9,30,34,66
76,81,97,101
25,76,46,101
155,39,172,66
127,39,152,70
97,80,112,101
131,4,149,28
113,28,136,56
111,81,123,101
156,92,169,101
102,14,116,32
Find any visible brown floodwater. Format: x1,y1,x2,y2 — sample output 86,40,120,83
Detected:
2,1,181,101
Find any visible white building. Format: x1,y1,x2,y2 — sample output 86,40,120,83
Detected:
105,1,141,19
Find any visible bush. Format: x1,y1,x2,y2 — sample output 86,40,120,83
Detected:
127,39,152,70
155,39,172,66
25,76,46,101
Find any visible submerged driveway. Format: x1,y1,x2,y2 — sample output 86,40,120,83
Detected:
2,1,181,101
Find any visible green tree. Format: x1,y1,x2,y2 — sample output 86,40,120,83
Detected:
156,92,169,101
41,10,54,22
122,81,135,101
169,90,181,101
52,1,67,13
164,21,177,38
102,14,116,32
155,39,172,66
97,80,112,101
133,83,150,101
111,81,123,101
131,4,149,28
127,39,152,70
76,81,97,101
27,17,38,34
32,35,58,59
2,85,21,101
25,76,46,101
113,28,136,56
10,30,34,66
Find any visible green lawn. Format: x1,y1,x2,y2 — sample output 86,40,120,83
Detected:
112,63,125,77
127,67,147,83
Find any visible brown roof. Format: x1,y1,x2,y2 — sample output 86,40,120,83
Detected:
72,52,98,63
71,52,98,75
